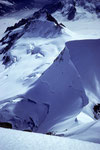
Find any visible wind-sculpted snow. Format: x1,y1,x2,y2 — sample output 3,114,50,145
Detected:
0,45,88,133
23,46,88,133
0,9,67,101
0,97,49,131
67,39,100,96
67,39,100,119
23,20,61,38
0,4,100,144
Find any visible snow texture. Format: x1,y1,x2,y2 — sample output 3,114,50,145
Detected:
0,1,100,147
0,128,100,150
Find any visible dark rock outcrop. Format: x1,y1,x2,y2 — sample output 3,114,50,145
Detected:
62,1,76,20
67,5,76,20
0,122,12,129
93,104,100,119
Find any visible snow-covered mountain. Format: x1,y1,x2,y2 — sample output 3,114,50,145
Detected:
0,0,63,16
0,0,100,149
62,0,100,20
0,9,63,65
0,0,100,18
0,8,88,133
0,44,88,132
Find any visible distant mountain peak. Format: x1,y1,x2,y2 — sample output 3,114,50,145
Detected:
0,9,63,65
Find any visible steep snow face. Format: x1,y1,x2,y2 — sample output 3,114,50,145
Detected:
23,46,88,133
0,2,100,143
67,39,100,119
23,20,61,38
0,46,88,133
0,98,49,131
0,9,67,102
0,9,72,132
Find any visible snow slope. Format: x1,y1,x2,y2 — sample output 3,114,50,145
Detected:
0,9,66,100
0,3,100,148
67,39,100,118
0,98,49,131
24,46,88,133
65,120,100,144
0,128,100,150
0,45,88,133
